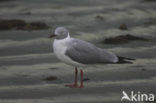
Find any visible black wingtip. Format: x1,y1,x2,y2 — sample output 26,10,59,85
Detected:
117,56,135,64
117,56,136,60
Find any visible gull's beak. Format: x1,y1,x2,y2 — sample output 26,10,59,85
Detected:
49,34,56,38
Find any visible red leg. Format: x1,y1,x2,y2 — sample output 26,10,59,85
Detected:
79,69,84,88
65,67,79,88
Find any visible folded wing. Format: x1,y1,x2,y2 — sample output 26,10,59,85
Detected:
65,38,118,64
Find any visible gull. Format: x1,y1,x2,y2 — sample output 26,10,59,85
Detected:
49,27,135,88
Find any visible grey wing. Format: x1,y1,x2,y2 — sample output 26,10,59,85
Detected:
65,38,118,64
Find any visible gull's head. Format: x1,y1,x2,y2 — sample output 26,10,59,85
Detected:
49,27,69,39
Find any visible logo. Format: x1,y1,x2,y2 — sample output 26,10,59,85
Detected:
121,91,155,102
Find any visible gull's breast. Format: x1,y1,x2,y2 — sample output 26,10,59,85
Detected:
53,39,84,67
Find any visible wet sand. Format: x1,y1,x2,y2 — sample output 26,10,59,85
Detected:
0,0,156,103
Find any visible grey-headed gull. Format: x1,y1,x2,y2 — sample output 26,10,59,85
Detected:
49,27,135,88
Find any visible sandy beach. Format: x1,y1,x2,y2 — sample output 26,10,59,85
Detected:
0,0,156,103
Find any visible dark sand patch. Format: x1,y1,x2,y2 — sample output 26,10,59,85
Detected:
102,34,148,44
48,67,58,70
118,23,128,30
43,76,58,81
141,68,147,71
0,19,49,31
95,15,104,20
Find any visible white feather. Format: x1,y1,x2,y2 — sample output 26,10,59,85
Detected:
53,34,84,67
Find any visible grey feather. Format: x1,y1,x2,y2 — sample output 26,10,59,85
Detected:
65,38,118,64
